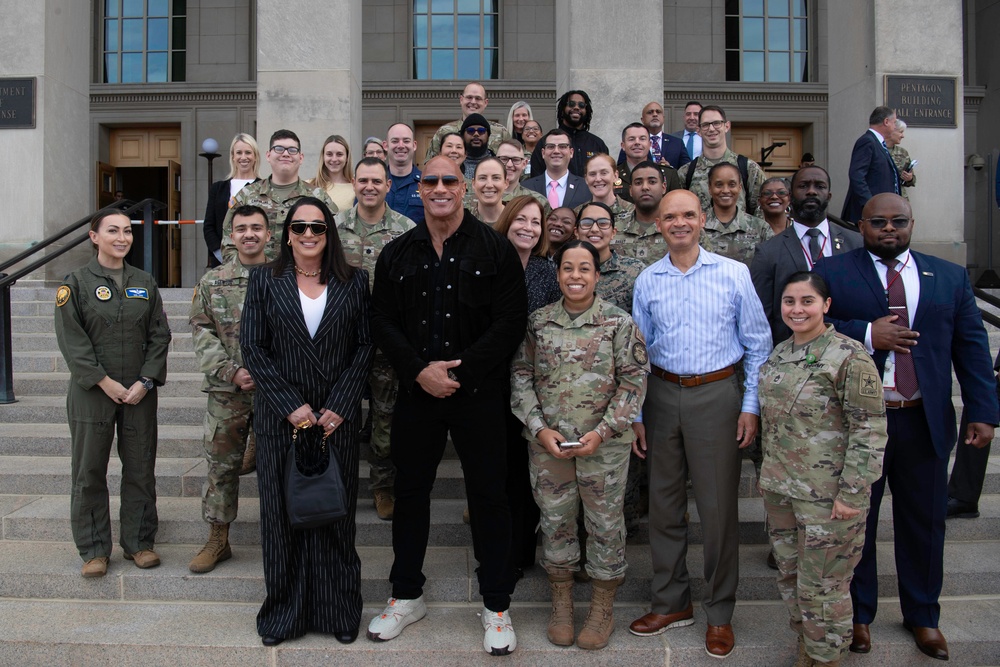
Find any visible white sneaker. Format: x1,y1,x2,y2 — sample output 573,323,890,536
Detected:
366,596,427,641
481,607,517,656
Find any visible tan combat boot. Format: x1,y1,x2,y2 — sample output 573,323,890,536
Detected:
188,523,232,573
576,577,621,650
792,635,810,667
546,571,574,646
239,438,256,475
373,489,394,521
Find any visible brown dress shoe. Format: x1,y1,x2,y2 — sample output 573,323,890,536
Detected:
849,623,871,653
124,549,161,569
705,624,735,658
81,557,109,578
629,604,695,636
904,622,949,660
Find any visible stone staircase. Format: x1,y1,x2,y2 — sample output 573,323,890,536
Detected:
1,282,999,666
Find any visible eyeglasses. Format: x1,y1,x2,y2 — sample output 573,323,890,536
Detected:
578,217,613,230
421,174,462,186
270,145,301,155
523,126,542,134
761,189,789,198
544,143,572,151
698,120,725,131
496,156,524,166
289,221,328,235
565,100,587,109
861,216,912,229
464,127,488,136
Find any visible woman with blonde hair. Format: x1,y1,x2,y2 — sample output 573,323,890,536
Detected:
506,101,533,145
312,135,355,213
204,133,261,266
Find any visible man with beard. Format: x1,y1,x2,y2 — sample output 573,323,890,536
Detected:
612,161,670,266
750,166,862,345
529,90,609,178
814,193,997,661
459,113,495,180
615,123,682,204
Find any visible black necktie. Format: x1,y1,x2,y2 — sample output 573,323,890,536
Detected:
805,228,823,265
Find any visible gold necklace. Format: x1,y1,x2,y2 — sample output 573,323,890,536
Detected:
294,265,321,277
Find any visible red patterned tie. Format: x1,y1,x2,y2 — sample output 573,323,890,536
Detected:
882,259,918,398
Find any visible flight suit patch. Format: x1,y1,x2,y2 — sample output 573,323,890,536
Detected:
95,286,112,301
55,286,71,307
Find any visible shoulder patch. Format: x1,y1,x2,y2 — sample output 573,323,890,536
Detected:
95,285,112,301
192,287,198,303
125,287,149,300
55,285,71,307
858,371,880,398
632,341,648,366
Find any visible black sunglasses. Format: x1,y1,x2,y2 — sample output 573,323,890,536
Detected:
289,221,328,235
861,216,911,229
464,127,488,136
421,175,462,186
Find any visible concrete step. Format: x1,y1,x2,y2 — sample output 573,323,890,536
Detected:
11,372,204,396
11,331,195,351
1,539,997,607
5,493,999,548
0,597,997,666
11,298,195,318
0,395,206,424
0,423,203,458
10,350,201,373
11,314,192,334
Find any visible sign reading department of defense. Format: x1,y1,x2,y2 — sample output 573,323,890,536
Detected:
884,75,957,128
0,78,36,129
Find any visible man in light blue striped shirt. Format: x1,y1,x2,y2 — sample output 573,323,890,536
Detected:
627,190,771,659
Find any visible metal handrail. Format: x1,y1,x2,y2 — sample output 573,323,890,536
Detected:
973,287,1000,330
0,198,165,403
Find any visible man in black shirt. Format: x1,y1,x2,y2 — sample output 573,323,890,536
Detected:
530,89,609,178
367,156,528,656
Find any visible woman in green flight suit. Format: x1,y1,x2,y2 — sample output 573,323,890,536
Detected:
54,210,171,577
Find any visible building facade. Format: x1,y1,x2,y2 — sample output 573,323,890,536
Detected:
1,0,997,286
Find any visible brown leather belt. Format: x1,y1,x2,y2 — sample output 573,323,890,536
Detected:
884,398,923,409
651,364,736,388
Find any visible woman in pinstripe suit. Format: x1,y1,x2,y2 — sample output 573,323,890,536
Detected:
240,197,374,646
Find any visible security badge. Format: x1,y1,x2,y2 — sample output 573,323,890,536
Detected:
94,285,112,301
125,287,149,299
55,286,71,307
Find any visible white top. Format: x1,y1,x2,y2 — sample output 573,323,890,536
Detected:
299,287,328,338
230,178,254,201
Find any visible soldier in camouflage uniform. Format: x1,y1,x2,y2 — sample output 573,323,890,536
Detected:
188,204,271,574
700,161,774,268
676,105,766,216
888,119,916,200
425,82,511,161
335,157,416,520
758,272,887,667
496,139,551,212
220,129,337,263
510,239,648,650
611,161,670,266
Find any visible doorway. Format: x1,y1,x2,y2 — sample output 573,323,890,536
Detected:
730,126,804,179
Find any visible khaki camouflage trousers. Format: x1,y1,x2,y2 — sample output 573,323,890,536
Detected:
201,391,253,524
528,438,630,581
763,490,868,664
367,349,398,491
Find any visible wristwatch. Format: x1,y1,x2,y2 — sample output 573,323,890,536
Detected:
139,377,155,391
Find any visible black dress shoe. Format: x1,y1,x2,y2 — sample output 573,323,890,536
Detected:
334,627,359,644
261,635,284,647
946,496,980,519
766,550,778,570
904,622,950,660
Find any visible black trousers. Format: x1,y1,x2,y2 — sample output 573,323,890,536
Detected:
948,407,992,505
390,384,512,611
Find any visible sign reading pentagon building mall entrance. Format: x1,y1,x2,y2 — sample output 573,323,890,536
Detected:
0,78,35,129
884,75,957,128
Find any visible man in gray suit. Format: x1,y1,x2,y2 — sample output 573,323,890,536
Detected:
522,129,591,210
750,166,863,345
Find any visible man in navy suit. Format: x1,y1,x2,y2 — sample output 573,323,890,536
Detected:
751,166,863,345
522,129,591,210
615,101,691,169
840,107,901,223
814,193,998,661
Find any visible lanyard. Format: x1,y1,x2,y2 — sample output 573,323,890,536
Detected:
802,233,828,269
883,253,911,298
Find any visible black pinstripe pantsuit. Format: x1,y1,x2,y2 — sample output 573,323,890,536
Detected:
240,265,373,640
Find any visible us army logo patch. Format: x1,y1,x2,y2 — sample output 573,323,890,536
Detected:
632,342,648,366
55,285,71,307
95,285,112,301
859,371,880,398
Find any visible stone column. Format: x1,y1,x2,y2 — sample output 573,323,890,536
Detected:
256,0,362,180
555,0,663,156
828,0,965,264
0,0,90,278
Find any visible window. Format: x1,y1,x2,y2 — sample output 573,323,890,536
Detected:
413,0,499,80
725,0,807,82
102,0,186,83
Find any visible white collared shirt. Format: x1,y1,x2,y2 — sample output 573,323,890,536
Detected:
868,127,887,145
682,129,702,158
792,218,833,265
544,171,569,206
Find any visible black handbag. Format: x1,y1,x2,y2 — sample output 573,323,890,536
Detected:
284,422,348,529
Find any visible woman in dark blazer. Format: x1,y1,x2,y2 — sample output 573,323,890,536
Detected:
240,196,374,646
204,133,261,267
